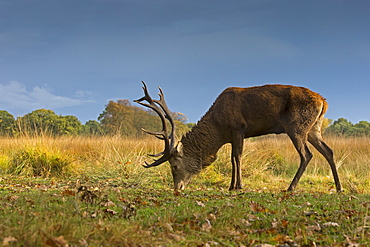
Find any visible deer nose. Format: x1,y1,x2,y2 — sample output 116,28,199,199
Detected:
175,181,185,190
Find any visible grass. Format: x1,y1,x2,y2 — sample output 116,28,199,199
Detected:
0,135,369,246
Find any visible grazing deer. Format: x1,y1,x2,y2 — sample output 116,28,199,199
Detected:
135,81,342,192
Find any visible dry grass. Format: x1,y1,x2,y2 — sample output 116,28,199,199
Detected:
0,134,369,193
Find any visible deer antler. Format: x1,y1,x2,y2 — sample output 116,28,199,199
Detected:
134,81,176,167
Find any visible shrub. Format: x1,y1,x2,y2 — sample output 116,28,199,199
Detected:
7,148,72,177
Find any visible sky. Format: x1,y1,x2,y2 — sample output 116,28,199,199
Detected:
1,0,369,124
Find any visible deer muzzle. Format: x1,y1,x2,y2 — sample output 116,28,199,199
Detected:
174,180,186,190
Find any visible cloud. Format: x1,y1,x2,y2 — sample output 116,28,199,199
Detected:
0,81,94,114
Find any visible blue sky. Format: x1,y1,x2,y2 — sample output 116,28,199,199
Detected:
1,0,369,124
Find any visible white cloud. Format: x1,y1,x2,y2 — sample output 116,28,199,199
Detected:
0,81,94,113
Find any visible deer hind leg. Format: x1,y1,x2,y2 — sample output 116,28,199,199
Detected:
308,130,343,192
229,131,244,190
287,132,313,191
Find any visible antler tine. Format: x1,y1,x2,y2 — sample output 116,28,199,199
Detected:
135,81,175,167
135,82,151,103
154,87,177,150
143,154,170,168
141,128,165,140
134,82,168,134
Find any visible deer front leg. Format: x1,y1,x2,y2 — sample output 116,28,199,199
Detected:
229,131,244,190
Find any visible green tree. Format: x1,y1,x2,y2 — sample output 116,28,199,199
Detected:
350,121,370,136
83,120,103,135
0,110,15,136
326,118,353,136
17,109,59,136
325,118,370,137
57,115,83,135
16,109,83,136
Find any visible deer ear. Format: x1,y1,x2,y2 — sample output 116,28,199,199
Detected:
174,142,183,157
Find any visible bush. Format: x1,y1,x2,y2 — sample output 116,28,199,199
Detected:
7,148,72,177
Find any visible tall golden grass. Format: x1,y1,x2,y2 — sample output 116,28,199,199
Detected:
0,135,369,193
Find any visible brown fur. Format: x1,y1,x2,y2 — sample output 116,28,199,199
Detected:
178,84,342,191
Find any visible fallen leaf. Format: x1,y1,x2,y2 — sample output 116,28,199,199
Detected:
345,235,360,247
54,236,68,247
101,199,116,207
304,210,318,216
349,195,359,200
322,222,340,227
166,233,185,241
249,201,275,214
363,201,370,208
247,214,260,221
207,213,217,221
163,223,174,232
79,190,98,204
307,223,322,232
204,241,220,246
61,189,75,196
281,219,289,228
2,236,17,246
196,200,206,207
104,208,118,216
79,238,88,246
45,235,68,247
273,234,292,243
121,203,136,219
240,219,252,227
6,195,19,202
201,219,212,232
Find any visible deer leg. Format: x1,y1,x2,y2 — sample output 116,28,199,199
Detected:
229,131,244,190
287,134,313,191
308,131,343,192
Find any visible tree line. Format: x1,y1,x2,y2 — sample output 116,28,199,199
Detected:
0,99,192,137
325,118,370,137
0,100,369,137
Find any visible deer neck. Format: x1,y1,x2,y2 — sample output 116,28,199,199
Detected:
180,119,224,173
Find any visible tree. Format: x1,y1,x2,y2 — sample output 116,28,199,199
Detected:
57,115,83,135
98,99,191,137
17,109,59,136
350,121,370,136
0,110,15,136
321,118,332,132
83,120,103,135
16,109,83,136
172,112,188,123
325,118,370,137
99,100,137,135
326,118,353,136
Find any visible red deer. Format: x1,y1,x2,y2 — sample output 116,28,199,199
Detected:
135,81,342,192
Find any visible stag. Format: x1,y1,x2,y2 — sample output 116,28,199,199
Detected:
135,81,342,192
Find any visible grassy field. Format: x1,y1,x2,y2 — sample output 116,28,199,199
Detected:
0,135,369,246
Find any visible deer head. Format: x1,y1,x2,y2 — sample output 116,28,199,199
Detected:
134,81,193,190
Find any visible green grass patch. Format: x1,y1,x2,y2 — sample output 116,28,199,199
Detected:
6,148,72,178
1,176,370,246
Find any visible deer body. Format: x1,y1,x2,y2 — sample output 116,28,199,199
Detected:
136,82,342,192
